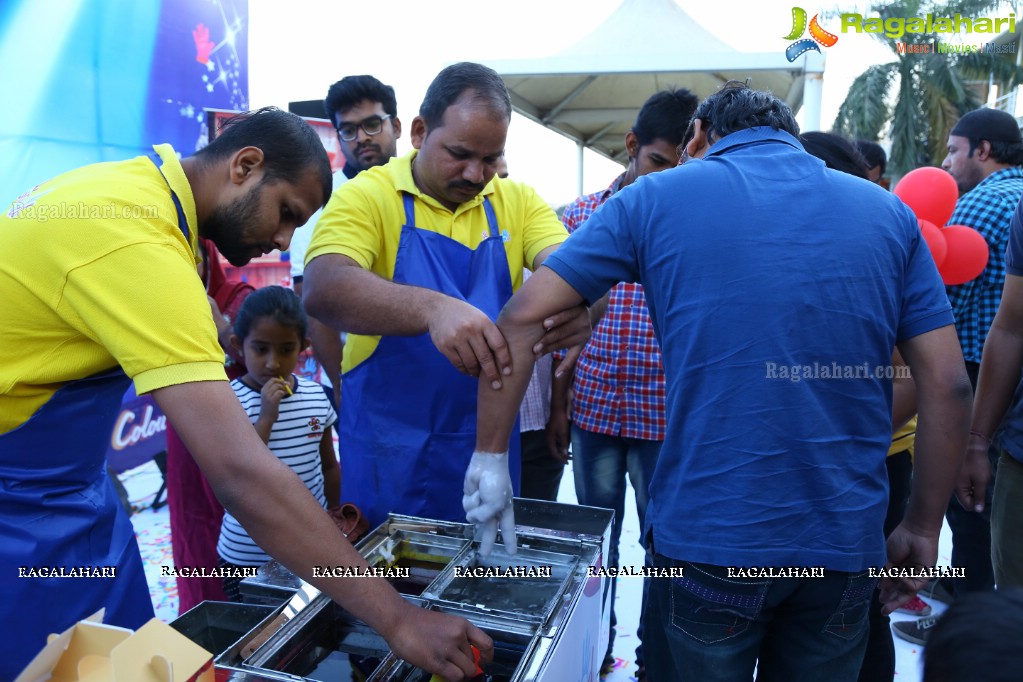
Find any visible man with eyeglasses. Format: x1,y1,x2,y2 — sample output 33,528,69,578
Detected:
302,62,589,540
289,75,403,408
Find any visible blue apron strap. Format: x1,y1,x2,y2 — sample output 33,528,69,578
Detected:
402,192,416,227
482,197,499,238
403,192,498,239
148,153,189,240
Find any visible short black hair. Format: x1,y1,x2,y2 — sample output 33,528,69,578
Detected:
965,137,1023,166
854,139,887,174
686,81,799,145
195,107,332,209
924,588,1023,682
323,75,398,128
233,285,308,341
419,62,511,129
800,132,871,180
633,88,699,148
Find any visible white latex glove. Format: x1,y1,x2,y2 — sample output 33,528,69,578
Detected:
462,451,517,556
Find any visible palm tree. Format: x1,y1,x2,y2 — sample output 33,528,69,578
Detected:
833,0,1023,177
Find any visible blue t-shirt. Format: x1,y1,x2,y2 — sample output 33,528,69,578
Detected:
995,199,1023,464
544,127,954,572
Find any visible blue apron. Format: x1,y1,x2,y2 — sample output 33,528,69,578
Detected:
338,192,520,527
0,154,186,676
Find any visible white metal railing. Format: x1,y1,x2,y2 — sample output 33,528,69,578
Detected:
992,85,1022,120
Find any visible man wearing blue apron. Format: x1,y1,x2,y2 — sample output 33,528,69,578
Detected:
303,62,590,548
1,108,491,681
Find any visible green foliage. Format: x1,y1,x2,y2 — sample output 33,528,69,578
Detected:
832,0,1023,176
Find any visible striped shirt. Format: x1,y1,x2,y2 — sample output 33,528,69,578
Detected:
946,166,1023,363
218,375,337,566
562,175,667,441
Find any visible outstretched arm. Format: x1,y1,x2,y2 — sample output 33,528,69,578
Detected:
476,266,586,452
882,325,972,614
465,267,585,554
968,273,1023,508
154,380,492,679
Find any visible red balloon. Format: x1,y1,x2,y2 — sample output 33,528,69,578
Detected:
940,225,989,285
894,167,959,227
918,219,948,268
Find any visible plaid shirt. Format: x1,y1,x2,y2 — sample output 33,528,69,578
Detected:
562,175,666,440
946,166,1023,363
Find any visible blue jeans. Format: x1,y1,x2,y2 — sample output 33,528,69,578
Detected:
642,555,873,682
571,425,661,663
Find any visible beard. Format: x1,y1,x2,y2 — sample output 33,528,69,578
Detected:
202,182,266,267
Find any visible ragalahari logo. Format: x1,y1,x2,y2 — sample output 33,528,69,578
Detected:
783,7,838,62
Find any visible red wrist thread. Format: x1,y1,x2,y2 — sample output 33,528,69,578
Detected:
969,430,993,444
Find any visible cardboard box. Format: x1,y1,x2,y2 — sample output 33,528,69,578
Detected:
16,611,213,682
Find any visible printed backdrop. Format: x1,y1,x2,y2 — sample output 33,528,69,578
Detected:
0,0,249,199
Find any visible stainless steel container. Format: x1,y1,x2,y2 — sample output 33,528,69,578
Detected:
239,514,472,605
359,528,471,597
366,604,542,682
423,541,578,626
239,559,306,607
223,503,614,681
170,600,282,667
242,592,428,680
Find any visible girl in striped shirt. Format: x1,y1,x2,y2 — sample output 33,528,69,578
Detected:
217,286,339,600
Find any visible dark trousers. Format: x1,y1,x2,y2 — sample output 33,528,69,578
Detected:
518,429,565,502
942,361,996,597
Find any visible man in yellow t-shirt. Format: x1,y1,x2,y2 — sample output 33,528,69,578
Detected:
303,62,589,545
0,107,491,681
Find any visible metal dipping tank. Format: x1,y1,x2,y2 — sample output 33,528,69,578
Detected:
201,500,614,681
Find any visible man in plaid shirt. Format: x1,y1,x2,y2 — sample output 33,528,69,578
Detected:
549,89,697,680
939,107,1023,602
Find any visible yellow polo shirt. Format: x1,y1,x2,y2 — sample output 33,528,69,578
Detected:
0,144,227,434
306,151,567,371
888,417,916,457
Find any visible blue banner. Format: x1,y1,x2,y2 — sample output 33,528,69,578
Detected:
0,0,248,200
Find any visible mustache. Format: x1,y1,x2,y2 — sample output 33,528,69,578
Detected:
450,180,485,193
355,143,380,154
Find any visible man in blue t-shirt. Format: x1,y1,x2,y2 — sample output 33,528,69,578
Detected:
465,83,972,682
971,196,1023,591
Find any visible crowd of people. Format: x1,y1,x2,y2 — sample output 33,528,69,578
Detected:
3,59,1023,682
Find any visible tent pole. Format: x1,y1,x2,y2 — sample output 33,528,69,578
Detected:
802,71,824,132
577,141,584,197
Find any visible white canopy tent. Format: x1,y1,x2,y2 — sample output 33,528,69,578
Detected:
484,0,825,194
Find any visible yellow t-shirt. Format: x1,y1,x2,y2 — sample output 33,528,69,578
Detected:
888,416,917,457
306,151,568,371
0,144,227,434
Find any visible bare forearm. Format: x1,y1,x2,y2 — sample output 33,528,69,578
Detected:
253,416,273,444
902,375,972,533
303,255,445,336
477,267,585,452
308,317,343,386
324,468,341,508
154,381,409,638
588,293,610,327
973,325,1023,437
477,319,544,452
550,364,572,417
891,351,916,430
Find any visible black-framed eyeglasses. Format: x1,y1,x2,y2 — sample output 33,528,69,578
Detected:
336,114,391,141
